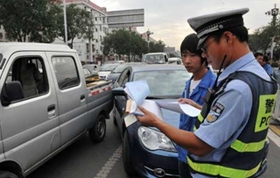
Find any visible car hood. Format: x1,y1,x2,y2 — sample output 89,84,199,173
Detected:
161,108,180,128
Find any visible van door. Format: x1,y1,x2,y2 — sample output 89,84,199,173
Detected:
0,52,60,173
46,53,88,146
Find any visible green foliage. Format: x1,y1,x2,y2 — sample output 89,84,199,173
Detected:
102,29,165,58
0,0,61,42
249,14,280,60
102,29,149,57
148,40,165,52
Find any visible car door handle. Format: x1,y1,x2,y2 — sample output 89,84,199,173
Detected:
80,94,86,103
48,104,56,118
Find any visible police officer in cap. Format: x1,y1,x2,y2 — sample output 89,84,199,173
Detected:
136,8,278,178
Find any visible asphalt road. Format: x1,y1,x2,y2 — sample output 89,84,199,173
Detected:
27,117,280,178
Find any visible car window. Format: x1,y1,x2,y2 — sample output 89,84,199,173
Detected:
1,56,49,105
133,69,191,97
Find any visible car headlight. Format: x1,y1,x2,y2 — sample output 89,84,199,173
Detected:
138,126,177,152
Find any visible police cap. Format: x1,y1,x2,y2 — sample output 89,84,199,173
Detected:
187,8,249,48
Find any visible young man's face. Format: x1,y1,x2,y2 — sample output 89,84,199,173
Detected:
181,51,204,73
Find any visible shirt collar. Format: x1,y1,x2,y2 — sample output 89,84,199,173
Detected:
218,52,254,82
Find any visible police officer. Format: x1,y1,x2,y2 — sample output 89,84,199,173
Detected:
137,8,278,178
177,33,216,178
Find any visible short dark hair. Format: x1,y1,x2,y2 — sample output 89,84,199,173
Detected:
207,26,249,45
263,55,269,62
254,52,263,58
180,33,208,66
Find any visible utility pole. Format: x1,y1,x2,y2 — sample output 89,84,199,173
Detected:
146,29,153,53
63,0,68,45
265,4,279,60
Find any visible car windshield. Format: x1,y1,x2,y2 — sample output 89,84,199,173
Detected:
144,54,165,64
133,69,191,97
100,64,118,71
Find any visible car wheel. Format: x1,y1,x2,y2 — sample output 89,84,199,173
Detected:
122,131,137,176
89,114,106,143
0,171,18,178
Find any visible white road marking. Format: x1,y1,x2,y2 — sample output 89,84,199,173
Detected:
268,129,280,148
93,145,122,178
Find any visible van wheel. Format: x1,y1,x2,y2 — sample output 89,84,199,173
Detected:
89,114,106,143
123,131,137,176
0,171,18,178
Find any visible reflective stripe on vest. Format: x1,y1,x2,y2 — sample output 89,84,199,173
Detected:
230,138,266,152
187,157,261,178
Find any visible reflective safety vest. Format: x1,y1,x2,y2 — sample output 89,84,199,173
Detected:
188,71,278,178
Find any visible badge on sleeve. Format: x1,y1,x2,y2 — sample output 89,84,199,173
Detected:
206,102,225,123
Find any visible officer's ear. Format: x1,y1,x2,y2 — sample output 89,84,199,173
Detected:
223,31,234,44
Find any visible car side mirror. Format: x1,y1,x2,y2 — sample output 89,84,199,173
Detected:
112,87,127,97
1,81,24,106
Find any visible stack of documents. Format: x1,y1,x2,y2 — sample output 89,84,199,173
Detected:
124,80,201,119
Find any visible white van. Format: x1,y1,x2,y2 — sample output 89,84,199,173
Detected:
0,43,113,177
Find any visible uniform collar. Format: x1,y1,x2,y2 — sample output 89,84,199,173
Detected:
218,52,254,82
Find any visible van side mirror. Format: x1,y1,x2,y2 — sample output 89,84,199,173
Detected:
112,87,127,97
1,81,24,106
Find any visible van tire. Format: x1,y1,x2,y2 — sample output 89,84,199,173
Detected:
89,114,106,143
0,171,18,178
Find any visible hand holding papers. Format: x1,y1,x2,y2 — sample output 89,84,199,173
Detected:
124,80,201,118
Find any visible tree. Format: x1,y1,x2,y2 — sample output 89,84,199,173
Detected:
102,29,149,59
0,0,60,42
148,40,165,52
248,13,280,57
55,4,95,49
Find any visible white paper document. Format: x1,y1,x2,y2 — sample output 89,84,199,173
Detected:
156,101,201,117
123,80,201,127
124,80,150,105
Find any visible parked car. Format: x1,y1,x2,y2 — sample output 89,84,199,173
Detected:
112,64,192,178
107,62,146,84
98,63,119,80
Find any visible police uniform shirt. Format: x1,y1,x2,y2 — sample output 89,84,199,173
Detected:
191,52,272,178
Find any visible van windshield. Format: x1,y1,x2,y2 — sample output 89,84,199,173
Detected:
144,54,165,64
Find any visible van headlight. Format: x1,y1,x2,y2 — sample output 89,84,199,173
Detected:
138,126,177,152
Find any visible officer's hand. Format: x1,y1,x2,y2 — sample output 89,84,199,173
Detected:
136,106,160,127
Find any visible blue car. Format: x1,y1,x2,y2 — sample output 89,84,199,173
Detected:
112,64,192,177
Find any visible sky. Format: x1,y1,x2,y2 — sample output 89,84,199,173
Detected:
93,0,278,51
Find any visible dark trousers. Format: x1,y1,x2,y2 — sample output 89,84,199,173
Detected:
178,160,193,178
